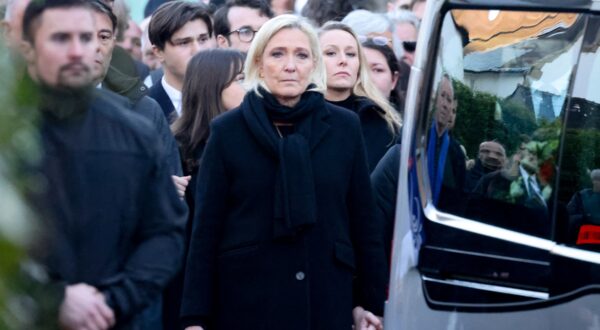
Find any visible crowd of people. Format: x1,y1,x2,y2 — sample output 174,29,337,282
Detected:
1,0,426,329
3,0,600,328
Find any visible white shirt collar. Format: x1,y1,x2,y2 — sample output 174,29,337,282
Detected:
161,76,182,117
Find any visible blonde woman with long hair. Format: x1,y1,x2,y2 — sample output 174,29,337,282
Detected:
319,21,401,171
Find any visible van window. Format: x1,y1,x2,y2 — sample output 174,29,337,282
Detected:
556,16,600,248
423,9,585,238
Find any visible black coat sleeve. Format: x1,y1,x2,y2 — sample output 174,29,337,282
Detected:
102,134,187,321
134,96,183,176
180,124,229,328
371,143,401,265
347,117,388,316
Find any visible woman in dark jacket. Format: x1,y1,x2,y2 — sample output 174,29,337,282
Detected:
180,14,386,330
165,49,245,329
319,22,401,171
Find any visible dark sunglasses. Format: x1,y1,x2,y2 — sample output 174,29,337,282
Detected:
402,41,417,52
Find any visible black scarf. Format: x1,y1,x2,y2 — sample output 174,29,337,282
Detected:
241,87,323,238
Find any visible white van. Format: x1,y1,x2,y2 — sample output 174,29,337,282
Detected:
384,0,600,328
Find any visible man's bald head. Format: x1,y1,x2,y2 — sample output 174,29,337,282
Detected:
478,141,506,171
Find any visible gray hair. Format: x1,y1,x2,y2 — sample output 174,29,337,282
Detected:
387,8,420,30
342,9,408,61
342,9,393,36
591,169,600,180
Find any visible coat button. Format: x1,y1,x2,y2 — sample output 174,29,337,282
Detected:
295,271,305,281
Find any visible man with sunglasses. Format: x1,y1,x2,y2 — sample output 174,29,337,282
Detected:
213,0,273,53
388,9,419,65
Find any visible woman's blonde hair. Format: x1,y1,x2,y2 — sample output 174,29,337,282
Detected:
319,21,402,132
244,14,326,95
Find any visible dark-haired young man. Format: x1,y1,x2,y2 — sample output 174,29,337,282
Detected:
213,0,273,53
147,1,215,122
20,0,186,328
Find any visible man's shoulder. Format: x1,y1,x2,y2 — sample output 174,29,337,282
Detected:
91,90,158,146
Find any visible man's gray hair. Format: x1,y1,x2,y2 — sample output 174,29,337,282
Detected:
591,169,600,180
341,9,406,59
387,8,420,30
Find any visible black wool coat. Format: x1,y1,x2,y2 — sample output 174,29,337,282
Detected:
329,95,398,172
180,100,387,330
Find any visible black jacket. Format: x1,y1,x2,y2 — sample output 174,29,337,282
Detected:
371,143,401,264
180,97,387,329
329,95,398,172
40,89,187,328
103,89,183,176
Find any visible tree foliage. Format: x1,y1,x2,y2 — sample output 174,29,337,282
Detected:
0,43,59,329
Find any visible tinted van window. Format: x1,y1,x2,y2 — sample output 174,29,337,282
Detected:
424,10,585,238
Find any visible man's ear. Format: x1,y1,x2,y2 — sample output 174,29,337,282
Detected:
216,34,230,48
152,45,165,63
20,40,36,64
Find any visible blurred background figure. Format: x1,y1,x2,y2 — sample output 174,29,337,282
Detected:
387,9,419,64
270,0,294,15
464,140,507,192
213,0,273,53
361,40,404,114
301,0,354,26
1,0,31,52
342,10,397,55
410,0,426,20
387,0,411,12
117,18,143,61
567,169,600,245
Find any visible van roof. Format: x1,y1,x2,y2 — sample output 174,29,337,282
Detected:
446,0,598,12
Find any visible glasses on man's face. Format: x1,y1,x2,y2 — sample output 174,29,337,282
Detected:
357,35,391,47
228,26,258,43
402,41,416,53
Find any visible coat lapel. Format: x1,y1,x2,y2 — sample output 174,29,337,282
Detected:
308,105,331,152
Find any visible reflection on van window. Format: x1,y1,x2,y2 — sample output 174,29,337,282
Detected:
557,16,600,249
425,9,585,238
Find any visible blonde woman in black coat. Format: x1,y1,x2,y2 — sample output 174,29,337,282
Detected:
181,14,386,330
319,22,401,172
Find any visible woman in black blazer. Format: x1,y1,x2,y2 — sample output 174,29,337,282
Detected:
180,15,387,330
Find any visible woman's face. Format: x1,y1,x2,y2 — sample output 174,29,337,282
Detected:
320,29,360,94
363,47,398,99
258,28,315,106
221,71,246,110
